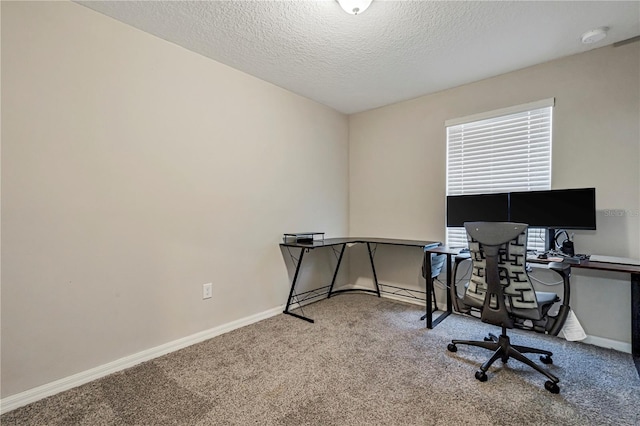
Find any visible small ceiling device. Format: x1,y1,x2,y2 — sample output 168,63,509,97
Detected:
581,27,609,44
337,0,373,15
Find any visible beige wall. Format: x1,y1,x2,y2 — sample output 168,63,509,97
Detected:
349,42,640,346
1,1,348,398
3,0,639,405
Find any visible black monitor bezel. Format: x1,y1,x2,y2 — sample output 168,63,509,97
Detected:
446,188,597,230
446,192,510,227
508,187,596,230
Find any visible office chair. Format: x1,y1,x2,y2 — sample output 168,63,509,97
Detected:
446,222,571,393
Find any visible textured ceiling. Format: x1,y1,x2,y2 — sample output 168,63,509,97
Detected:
77,1,640,114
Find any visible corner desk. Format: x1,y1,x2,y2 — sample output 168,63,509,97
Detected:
279,237,458,327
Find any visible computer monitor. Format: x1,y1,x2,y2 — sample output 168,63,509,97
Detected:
509,188,596,230
446,193,510,227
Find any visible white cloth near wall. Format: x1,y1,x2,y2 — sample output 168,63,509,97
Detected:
559,309,587,341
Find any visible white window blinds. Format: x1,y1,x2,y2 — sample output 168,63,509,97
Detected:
446,99,553,250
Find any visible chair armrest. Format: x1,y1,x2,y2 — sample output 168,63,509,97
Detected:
456,252,471,261
545,262,572,336
449,254,472,314
548,261,570,274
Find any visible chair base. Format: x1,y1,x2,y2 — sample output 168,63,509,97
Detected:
447,329,560,393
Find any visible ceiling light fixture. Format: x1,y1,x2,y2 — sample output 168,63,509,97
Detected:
581,27,609,44
337,0,373,15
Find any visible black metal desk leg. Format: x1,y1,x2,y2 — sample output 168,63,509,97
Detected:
366,243,382,296
425,252,454,329
425,252,434,328
446,254,453,313
327,244,347,297
632,273,640,376
283,248,314,323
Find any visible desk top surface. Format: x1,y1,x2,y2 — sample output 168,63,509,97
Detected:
528,256,640,274
280,237,441,249
425,245,465,255
574,259,640,274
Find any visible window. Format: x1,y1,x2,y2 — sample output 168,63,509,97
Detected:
446,99,553,251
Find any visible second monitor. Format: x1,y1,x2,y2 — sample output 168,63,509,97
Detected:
509,188,596,230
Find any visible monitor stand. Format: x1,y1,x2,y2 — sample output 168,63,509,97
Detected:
546,228,556,252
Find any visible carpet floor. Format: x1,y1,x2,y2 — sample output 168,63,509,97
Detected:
2,294,639,425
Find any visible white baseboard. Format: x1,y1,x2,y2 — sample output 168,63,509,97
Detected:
581,335,631,354
0,305,285,414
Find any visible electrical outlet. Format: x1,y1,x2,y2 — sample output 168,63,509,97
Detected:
203,283,212,300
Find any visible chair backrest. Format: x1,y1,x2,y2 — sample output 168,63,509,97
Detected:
464,222,537,328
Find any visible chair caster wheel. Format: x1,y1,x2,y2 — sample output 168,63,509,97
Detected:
545,380,560,394
540,355,553,364
447,343,457,352
475,371,488,382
